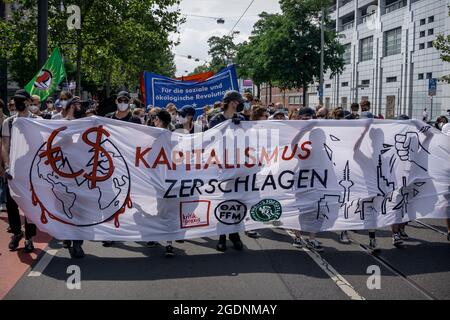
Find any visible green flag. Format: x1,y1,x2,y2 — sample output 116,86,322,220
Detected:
25,48,66,101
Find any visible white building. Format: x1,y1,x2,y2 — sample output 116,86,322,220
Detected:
324,0,450,119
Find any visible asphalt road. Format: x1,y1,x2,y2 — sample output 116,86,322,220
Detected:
4,219,450,300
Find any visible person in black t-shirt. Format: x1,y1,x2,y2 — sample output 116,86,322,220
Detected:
105,91,141,124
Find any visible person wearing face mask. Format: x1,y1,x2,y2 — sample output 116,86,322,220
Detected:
7,99,16,117
59,97,86,258
52,91,73,120
435,116,448,131
105,91,135,122
29,95,44,117
208,91,246,252
130,108,146,125
175,105,204,134
42,97,56,119
166,103,178,125
2,89,40,253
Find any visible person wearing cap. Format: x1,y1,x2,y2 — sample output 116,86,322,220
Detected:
42,97,56,119
105,91,140,124
147,109,178,257
59,97,87,258
270,110,288,120
175,105,204,134
208,91,245,251
2,89,39,253
208,90,245,129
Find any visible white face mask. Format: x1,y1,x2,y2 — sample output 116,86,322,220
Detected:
438,122,444,130
171,114,177,123
60,100,68,108
10,111,17,117
177,115,188,125
30,105,39,113
117,103,129,112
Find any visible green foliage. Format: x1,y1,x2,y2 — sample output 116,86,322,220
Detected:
0,0,182,91
236,0,344,93
434,6,450,83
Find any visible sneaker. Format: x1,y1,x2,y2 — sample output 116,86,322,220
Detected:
62,240,72,249
245,230,260,239
8,232,23,251
292,237,303,248
165,245,175,257
393,233,403,247
146,241,158,248
368,238,380,253
216,235,227,252
229,233,243,251
24,240,34,253
399,229,409,240
339,231,351,244
306,239,324,252
102,241,114,247
70,244,85,259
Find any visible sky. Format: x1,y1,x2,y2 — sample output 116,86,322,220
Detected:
171,0,281,77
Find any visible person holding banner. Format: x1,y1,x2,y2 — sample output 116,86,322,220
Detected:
2,89,39,253
61,97,87,258
208,91,246,252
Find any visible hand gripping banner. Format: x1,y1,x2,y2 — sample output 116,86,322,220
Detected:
9,117,450,241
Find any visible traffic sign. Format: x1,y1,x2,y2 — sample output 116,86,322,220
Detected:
428,78,437,96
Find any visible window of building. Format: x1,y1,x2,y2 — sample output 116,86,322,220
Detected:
426,73,433,79
427,41,433,48
428,16,434,23
420,18,426,26
360,36,373,61
419,43,425,50
428,29,434,36
325,84,331,88
418,73,424,80
361,79,370,86
288,96,301,105
343,43,351,64
419,31,425,38
342,82,349,87
384,27,402,56
386,76,397,83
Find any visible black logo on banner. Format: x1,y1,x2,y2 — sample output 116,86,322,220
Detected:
214,200,247,225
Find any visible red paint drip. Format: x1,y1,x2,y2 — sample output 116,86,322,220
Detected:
31,185,48,224
113,193,133,228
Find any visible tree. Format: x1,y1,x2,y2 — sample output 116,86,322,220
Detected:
0,0,182,94
207,35,239,73
236,0,345,105
434,6,450,83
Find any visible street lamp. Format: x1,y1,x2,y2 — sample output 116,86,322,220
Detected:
38,0,48,68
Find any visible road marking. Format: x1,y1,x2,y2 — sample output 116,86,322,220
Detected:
285,230,366,300
413,220,448,236
28,249,58,277
348,235,437,300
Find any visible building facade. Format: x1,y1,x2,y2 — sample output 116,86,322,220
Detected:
325,0,450,119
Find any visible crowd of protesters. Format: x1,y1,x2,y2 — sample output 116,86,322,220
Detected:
0,87,449,259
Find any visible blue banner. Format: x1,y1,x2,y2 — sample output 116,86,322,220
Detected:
142,65,239,115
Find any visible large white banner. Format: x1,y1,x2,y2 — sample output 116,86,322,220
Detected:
9,117,450,241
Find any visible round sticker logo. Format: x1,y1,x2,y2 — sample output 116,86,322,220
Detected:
250,199,282,222
214,200,247,225
34,69,53,90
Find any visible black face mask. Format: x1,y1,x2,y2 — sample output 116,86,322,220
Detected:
15,101,27,112
236,102,244,113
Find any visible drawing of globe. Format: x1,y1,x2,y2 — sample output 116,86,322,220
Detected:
30,136,131,227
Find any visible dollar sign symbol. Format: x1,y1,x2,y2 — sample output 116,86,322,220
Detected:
39,126,84,178
82,125,115,188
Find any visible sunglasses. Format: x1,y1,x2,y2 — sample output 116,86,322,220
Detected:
118,99,129,103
